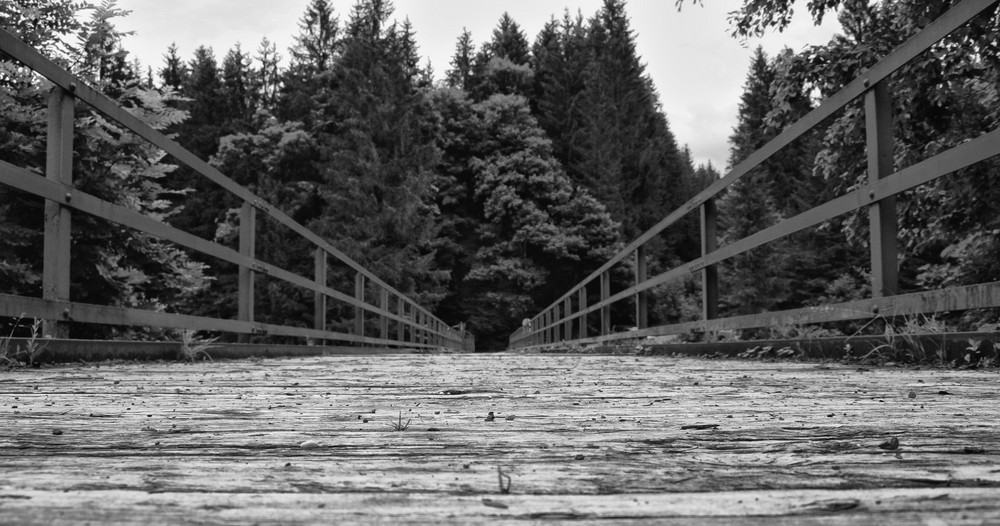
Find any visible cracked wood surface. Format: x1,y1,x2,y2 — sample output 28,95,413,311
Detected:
1,353,999,524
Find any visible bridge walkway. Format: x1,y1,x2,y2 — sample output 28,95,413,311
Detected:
2,352,998,524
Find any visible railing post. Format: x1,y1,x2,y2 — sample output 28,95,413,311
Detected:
635,245,648,330
238,201,256,343
701,198,718,321
354,272,365,338
314,248,326,344
865,80,898,298
42,87,74,339
379,287,389,341
578,288,588,339
562,297,571,342
397,297,405,343
413,309,421,345
550,307,558,343
600,271,611,335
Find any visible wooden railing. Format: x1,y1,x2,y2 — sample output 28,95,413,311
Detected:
510,0,1000,350
0,29,474,352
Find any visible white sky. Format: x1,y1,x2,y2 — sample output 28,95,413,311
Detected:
112,0,842,171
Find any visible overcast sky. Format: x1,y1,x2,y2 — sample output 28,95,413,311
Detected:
112,0,841,171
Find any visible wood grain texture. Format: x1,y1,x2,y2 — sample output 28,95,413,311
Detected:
2,354,999,524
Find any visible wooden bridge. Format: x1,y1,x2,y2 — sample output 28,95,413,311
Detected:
3,353,999,524
2,0,1000,523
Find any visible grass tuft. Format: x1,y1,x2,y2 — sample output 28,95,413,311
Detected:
179,330,217,362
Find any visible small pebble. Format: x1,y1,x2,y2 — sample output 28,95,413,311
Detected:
908,390,916,398
485,411,495,422
52,429,63,435
877,437,900,450
505,415,515,421
300,440,321,449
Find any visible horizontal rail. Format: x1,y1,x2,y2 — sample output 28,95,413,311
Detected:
0,294,434,348
530,281,1000,348
511,0,1000,350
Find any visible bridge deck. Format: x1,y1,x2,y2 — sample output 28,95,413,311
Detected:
2,353,998,524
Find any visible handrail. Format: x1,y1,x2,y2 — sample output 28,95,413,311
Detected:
0,29,473,352
510,0,1000,349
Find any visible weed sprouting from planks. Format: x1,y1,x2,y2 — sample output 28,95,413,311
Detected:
389,411,411,431
848,313,950,364
0,315,49,369
0,316,20,369
179,330,217,362
497,466,512,494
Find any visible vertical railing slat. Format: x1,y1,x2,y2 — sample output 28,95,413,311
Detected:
42,87,74,339
578,288,588,339
635,245,648,330
562,297,571,342
701,199,719,322
314,248,326,345
354,273,365,338
397,297,405,343
379,287,389,341
600,272,611,335
238,202,256,342
865,81,898,298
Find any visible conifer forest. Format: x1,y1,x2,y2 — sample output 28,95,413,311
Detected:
1,0,998,350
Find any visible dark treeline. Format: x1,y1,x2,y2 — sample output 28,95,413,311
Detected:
2,0,997,350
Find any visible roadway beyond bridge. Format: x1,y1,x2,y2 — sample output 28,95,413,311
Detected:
2,351,999,524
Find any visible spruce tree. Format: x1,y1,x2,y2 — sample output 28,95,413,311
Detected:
279,0,341,123
159,42,187,90
445,29,476,90
570,0,690,259
466,13,534,99
255,37,281,110
433,91,620,349
307,0,447,314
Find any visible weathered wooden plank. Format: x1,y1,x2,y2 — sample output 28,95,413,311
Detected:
1,354,999,523
2,487,998,525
